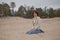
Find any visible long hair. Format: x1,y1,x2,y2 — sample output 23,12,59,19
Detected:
32,10,39,17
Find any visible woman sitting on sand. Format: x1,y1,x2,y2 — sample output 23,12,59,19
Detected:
26,10,44,34
32,10,41,29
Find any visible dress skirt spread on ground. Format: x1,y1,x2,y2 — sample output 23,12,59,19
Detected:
26,28,44,34
26,16,44,34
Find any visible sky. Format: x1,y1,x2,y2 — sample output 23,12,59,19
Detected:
0,0,60,11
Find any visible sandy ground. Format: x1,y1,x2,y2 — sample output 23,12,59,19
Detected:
0,17,60,40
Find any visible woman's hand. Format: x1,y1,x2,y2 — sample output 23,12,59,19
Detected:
32,27,35,29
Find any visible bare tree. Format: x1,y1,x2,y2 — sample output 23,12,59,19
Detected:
10,2,16,16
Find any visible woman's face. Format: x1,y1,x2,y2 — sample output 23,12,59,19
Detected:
33,12,37,17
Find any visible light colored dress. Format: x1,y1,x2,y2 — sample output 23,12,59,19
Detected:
32,16,41,29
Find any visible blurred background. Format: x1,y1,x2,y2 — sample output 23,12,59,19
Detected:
0,0,60,40
0,0,60,18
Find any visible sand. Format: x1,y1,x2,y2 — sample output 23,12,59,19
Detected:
0,17,60,40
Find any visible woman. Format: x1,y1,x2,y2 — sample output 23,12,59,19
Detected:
26,10,44,34
32,10,41,29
